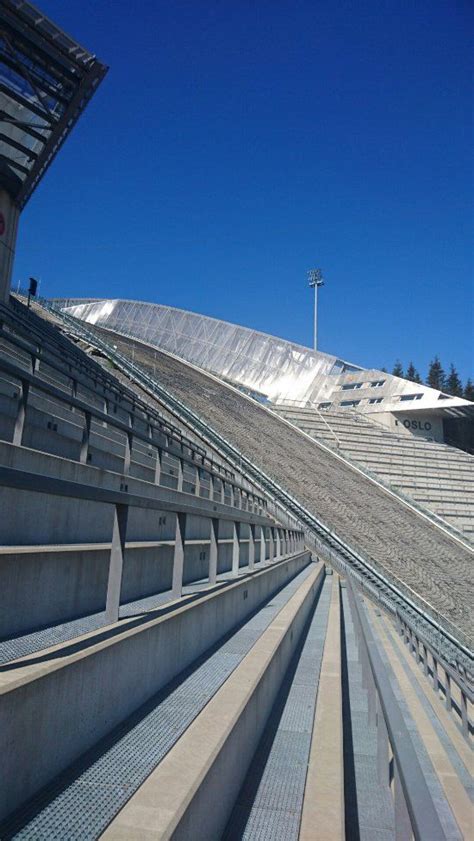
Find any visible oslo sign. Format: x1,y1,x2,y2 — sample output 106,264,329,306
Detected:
395,418,432,432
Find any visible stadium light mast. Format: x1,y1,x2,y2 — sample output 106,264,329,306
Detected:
308,268,324,351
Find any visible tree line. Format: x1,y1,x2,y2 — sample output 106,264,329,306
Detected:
382,358,474,401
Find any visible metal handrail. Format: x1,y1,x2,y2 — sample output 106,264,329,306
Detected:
315,405,343,448
396,610,473,739
346,576,446,840
36,298,474,667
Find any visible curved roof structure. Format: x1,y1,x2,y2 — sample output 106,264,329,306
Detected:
54,297,360,404
54,297,472,419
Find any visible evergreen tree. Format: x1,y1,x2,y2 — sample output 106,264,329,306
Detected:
464,379,474,402
445,364,463,397
406,361,422,383
392,360,404,377
426,356,445,391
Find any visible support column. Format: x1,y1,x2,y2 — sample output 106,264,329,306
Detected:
154,447,162,485
248,523,256,571
70,378,77,412
123,431,132,475
258,524,264,563
177,458,184,492
268,527,274,563
220,480,225,504
172,512,186,598
231,521,241,576
195,465,201,497
274,527,281,561
13,378,29,446
80,410,92,464
0,188,19,305
105,503,128,623
209,473,214,501
209,517,219,585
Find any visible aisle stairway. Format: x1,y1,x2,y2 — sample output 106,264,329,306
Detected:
271,404,474,539
2,567,471,840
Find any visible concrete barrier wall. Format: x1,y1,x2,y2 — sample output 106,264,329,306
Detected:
0,441,267,636
0,551,312,821
0,535,239,638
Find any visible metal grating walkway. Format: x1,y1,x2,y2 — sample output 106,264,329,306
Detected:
0,564,315,840
0,561,274,664
223,575,332,841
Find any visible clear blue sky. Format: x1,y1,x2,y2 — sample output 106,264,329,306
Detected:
14,0,473,381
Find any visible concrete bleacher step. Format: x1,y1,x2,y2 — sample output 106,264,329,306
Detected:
223,572,343,841
0,552,312,830
100,564,328,841
0,561,321,840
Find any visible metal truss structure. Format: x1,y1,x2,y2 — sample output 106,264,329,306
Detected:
0,0,107,208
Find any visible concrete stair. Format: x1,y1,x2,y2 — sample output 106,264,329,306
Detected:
0,554,313,830
1,569,471,839
271,404,474,539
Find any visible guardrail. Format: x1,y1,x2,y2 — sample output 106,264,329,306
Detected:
346,576,446,841
24,296,474,673
0,462,304,626
396,611,473,741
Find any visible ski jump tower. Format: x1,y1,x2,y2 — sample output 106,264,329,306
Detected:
0,0,107,303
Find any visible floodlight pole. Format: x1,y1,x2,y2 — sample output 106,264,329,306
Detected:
308,268,324,351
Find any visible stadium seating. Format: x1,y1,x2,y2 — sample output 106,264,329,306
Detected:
0,300,471,840
271,404,474,538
